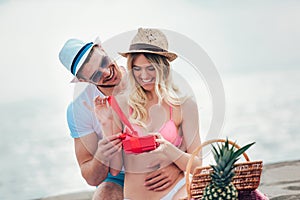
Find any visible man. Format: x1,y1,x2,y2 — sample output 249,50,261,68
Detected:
59,38,182,199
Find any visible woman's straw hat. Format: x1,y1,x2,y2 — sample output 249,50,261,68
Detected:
119,28,177,62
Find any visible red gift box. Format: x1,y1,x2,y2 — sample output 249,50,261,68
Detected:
122,134,158,154
108,96,159,154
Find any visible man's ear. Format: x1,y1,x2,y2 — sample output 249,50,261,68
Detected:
77,77,86,82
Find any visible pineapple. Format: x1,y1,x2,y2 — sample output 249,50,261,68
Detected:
202,139,255,200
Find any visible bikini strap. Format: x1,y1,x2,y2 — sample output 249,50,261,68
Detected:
129,107,133,115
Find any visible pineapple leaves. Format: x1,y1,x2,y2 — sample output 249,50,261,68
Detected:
233,142,255,161
209,139,256,188
203,139,250,199
212,144,220,162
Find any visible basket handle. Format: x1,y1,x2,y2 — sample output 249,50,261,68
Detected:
185,139,250,199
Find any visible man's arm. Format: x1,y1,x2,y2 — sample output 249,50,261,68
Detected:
74,133,121,186
144,163,182,191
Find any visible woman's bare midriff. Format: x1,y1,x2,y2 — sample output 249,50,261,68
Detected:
124,169,184,200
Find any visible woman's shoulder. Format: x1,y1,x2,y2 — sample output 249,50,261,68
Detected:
171,96,197,123
171,96,197,110
181,95,197,106
180,96,198,113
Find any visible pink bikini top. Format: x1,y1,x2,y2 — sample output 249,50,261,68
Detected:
130,106,183,147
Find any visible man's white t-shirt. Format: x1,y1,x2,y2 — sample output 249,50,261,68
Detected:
67,84,104,138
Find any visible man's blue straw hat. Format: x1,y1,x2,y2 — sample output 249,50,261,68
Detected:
59,38,97,75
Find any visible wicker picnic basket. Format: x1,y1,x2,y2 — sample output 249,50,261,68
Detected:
185,139,263,200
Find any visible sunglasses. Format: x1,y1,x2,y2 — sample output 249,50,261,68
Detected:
89,56,114,83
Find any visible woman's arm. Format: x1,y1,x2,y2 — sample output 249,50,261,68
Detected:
157,97,202,173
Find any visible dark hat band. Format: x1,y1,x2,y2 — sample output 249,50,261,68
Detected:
71,42,93,75
129,43,167,53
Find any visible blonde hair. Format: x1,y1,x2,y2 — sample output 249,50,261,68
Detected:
127,53,186,127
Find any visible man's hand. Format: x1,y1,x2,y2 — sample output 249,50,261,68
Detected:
93,96,113,123
82,96,113,124
144,163,182,191
94,134,122,165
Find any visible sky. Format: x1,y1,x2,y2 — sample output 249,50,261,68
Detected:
0,0,299,103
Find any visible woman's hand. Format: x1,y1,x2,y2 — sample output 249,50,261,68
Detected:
150,132,185,164
150,132,173,154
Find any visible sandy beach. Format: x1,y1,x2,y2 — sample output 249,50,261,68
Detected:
259,160,300,199
37,160,300,200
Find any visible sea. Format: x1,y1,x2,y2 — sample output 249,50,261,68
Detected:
0,68,299,199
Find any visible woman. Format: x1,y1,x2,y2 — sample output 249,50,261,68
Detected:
94,28,202,200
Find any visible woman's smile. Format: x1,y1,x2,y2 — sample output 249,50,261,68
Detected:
140,78,154,83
